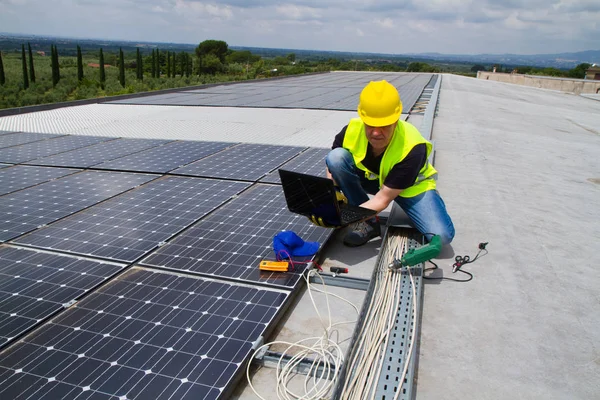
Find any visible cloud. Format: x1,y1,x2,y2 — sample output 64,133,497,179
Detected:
0,0,597,54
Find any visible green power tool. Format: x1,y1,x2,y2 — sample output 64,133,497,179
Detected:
388,235,442,270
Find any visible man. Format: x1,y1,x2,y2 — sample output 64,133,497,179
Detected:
312,80,455,247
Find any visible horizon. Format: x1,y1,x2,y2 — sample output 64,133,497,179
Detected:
1,31,598,59
1,1,598,56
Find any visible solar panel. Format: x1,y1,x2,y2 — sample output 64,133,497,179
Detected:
0,245,125,349
95,141,236,174
0,171,156,242
0,267,290,400
25,138,171,168
260,147,329,184
0,165,79,196
141,184,330,288
173,143,306,181
15,177,250,262
0,135,113,164
0,131,19,136
0,132,63,149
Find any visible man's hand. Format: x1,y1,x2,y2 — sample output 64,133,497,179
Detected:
335,187,347,204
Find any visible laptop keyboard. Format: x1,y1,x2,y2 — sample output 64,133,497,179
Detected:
340,208,371,223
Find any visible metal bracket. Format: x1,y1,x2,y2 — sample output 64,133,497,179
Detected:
309,273,370,291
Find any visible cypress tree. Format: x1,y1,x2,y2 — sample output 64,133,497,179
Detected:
0,51,5,85
180,52,185,78
136,48,143,80
28,43,35,83
173,52,177,77
51,45,60,86
21,45,29,89
156,48,160,77
99,48,106,89
77,45,84,81
151,50,156,78
118,48,125,87
166,51,171,77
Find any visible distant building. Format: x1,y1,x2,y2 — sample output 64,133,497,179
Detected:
36,51,46,56
585,66,600,80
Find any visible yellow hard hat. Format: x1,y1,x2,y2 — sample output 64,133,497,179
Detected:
357,80,402,127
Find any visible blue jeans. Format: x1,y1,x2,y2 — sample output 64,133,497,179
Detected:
325,147,455,244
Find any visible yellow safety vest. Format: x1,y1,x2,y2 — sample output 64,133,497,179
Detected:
342,118,437,198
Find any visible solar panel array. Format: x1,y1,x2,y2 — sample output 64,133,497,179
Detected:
0,267,289,400
0,171,156,242
16,177,250,262
26,138,171,168
260,147,329,184
0,71,428,399
173,143,306,181
0,165,78,196
108,72,432,113
141,184,329,289
96,140,236,173
0,135,112,164
0,246,126,348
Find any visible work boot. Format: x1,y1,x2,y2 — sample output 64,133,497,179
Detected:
343,218,381,247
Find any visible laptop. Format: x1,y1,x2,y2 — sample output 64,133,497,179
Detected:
278,169,377,227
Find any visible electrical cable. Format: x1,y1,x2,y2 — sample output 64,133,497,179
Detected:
423,242,488,283
246,269,359,400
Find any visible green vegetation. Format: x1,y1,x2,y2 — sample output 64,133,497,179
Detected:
0,37,595,110
21,45,29,89
28,43,35,83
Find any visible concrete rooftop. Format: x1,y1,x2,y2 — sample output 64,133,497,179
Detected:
0,72,599,399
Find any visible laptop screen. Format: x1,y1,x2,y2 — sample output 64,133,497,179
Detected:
279,170,341,225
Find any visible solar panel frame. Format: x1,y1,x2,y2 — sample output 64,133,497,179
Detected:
260,147,329,184
0,171,157,243
172,143,306,182
0,267,291,400
24,138,171,168
0,165,80,196
140,184,331,288
0,135,114,164
0,245,126,349
15,177,251,263
95,140,237,174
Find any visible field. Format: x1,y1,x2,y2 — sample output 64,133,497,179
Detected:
0,50,251,110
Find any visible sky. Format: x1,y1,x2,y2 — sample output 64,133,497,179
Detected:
1,0,598,55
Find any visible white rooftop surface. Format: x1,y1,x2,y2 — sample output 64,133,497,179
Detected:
1,73,599,399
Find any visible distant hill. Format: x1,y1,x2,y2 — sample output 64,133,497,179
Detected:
405,50,600,69
1,32,596,69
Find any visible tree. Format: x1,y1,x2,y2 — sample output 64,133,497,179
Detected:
99,48,106,89
180,52,185,78
200,53,225,75
0,51,5,85
51,45,60,87
172,52,177,77
568,63,591,79
77,45,84,81
196,39,228,74
28,43,35,83
21,45,29,89
151,49,156,78
287,53,296,63
156,48,160,77
119,48,125,87
136,48,143,80
471,64,486,73
166,51,171,77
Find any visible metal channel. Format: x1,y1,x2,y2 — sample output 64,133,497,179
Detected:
331,227,424,400
419,74,442,141
374,237,423,400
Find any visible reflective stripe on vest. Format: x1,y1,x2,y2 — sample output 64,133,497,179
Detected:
342,118,438,198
